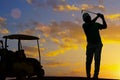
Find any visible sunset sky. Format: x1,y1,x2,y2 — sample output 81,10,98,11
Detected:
0,0,120,79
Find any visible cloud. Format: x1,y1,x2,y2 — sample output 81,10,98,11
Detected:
23,46,45,57
53,4,80,11
26,0,33,4
26,0,105,12
17,19,85,57
26,0,46,7
59,37,79,50
0,17,6,27
19,28,36,35
44,48,65,57
35,23,51,34
98,21,120,44
98,5,105,11
44,38,80,57
40,38,46,43
26,0,79,12
81,4,105,12
59,42,79,51
43,20,85,57
0,17,6,23
81,4,90,10
17,21,51,38
50,21,79,38
42,18,120,57
58,21,84,41
0,28,9,34
44,61,70,67
26,0,66,8
57,30,70,38
51,37,60,44
46,0,66,7
70,68,81,75
23,46,38,53
105,14,120,21
0,17,10,35
101,25,120,43
17,20,83,57
45,62,83,76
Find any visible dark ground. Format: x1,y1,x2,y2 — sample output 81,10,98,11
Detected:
27,76,118,80
6,76,119,80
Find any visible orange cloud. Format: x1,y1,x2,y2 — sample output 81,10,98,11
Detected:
42,20,85,57
23,46,45,58
40,48,45,52
60,37,79,50
59,43,79,51
54,4,80,11
105,14,120,21
26,0,67,9
0,17,6,23
81,4,90,10
81,4,105,12
57,30,69,37
26,0,105,12
0,17,10,34
0,17,9,35
16,20,85,58
35,23,51,34
51,37,60,44
0,28,9,34
45,38,79,57
0,17,6,27
70,68,81,75
44,49,64,57
40,38,46,43
98,5,105,11
18,22,51,38
19,28,36,35
100,24,120,43
44,61,70,67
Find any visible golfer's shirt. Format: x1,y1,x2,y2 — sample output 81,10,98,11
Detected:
82,22,103,45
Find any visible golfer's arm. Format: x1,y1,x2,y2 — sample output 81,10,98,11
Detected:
101,16,107,29
92,16,99,23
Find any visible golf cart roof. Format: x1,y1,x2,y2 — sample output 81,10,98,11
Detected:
3,34,39,40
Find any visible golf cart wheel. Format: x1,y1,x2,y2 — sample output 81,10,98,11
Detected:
0,75,6,80
37,68,45,78
16,71,27,80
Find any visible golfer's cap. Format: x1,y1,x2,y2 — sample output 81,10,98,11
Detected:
82,13,90,19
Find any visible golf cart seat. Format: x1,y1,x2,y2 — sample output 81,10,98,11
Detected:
15,49,26,61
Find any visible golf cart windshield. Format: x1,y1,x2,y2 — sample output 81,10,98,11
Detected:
2,34,41,62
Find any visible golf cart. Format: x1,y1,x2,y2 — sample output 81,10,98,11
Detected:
0,34,44,80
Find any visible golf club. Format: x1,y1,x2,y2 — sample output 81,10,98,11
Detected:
81,10,97,15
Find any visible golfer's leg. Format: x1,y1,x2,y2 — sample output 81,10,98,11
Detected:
94,45,102,78
86,47,94,78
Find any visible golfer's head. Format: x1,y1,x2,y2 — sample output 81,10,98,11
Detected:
82,13,91,23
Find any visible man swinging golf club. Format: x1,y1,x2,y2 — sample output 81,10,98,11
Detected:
82,11,107,79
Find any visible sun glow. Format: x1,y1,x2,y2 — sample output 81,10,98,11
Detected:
100,64,120,79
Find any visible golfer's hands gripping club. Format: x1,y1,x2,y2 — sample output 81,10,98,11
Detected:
97,13,104,19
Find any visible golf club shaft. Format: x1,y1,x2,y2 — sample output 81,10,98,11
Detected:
82,10,97,15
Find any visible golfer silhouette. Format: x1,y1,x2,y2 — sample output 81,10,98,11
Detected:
82,12,107,79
